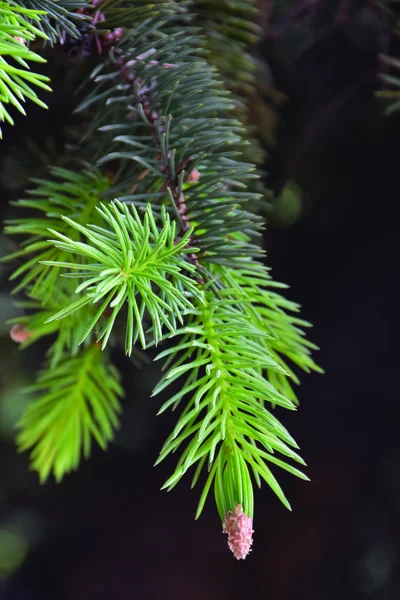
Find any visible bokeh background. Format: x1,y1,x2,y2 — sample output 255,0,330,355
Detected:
1,2,400,598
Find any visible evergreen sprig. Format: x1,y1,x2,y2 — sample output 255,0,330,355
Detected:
0,1,51,137
189,0,266,194
153,289,309,520
17,343,124,482
3,166,111,302
75,12,263,269
98,0,174,29
215,264,322,404
191,0,260,95
7,293,100,367
3,167,113,365
43,201,201,353
17,1,91,46
3,0,321,559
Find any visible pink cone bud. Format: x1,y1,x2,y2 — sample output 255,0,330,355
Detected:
112,28,123,41
102,27,123,45
187,169,200,183
223,504,254,560
13,37,26,46
10,324,31,344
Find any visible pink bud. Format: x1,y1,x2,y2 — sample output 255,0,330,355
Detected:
102,27,123,45
223,504,254,560
112,28,124,41
13,37,26,46
10,324,31,344
187,169,200,183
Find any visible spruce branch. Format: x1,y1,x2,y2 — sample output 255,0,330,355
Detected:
189,0,266,196
3,167,113,364
214,263,323,404
16,1,92,46
3,166,111,302
75,12,263,268
2,1,322,558
17,343,124,483
7,294,101,367
0,1,51,137
153,289,309,527
42,201,201,353
191,0,261,95
97,1,174,29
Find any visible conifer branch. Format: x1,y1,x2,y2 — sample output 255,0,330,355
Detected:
42,201,201,353
2,0,322,559
76,12,263,268
17,1,91,46
190,0,261,95
3,167,111,301
153,289,309,522
17,343,124,482
0,2,51,137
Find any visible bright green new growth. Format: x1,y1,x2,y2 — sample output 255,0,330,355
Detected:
4,167,112,366
0,1,90,137
0,1,51,137
2,1,321,544
4,167,111,300
153,288,311,520
17,344,124,482
43,201,201,353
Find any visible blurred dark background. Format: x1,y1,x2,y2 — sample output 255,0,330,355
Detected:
1,1,400,598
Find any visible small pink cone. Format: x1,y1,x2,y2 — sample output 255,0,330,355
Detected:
223,504,254,560
10,324,31,344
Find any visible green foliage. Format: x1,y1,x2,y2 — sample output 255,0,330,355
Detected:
153,261,320,519
3,168,112,364
3,166,111,302
17,1,91,46
17,344,124,482
77,12,262,267
215,263,322,404
3,1,321,549
43,201,201,353
191,0,260,95
0,2,51,137
189,0,266,188
98,0,174,29
8,294,99,367
101,0,261,93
